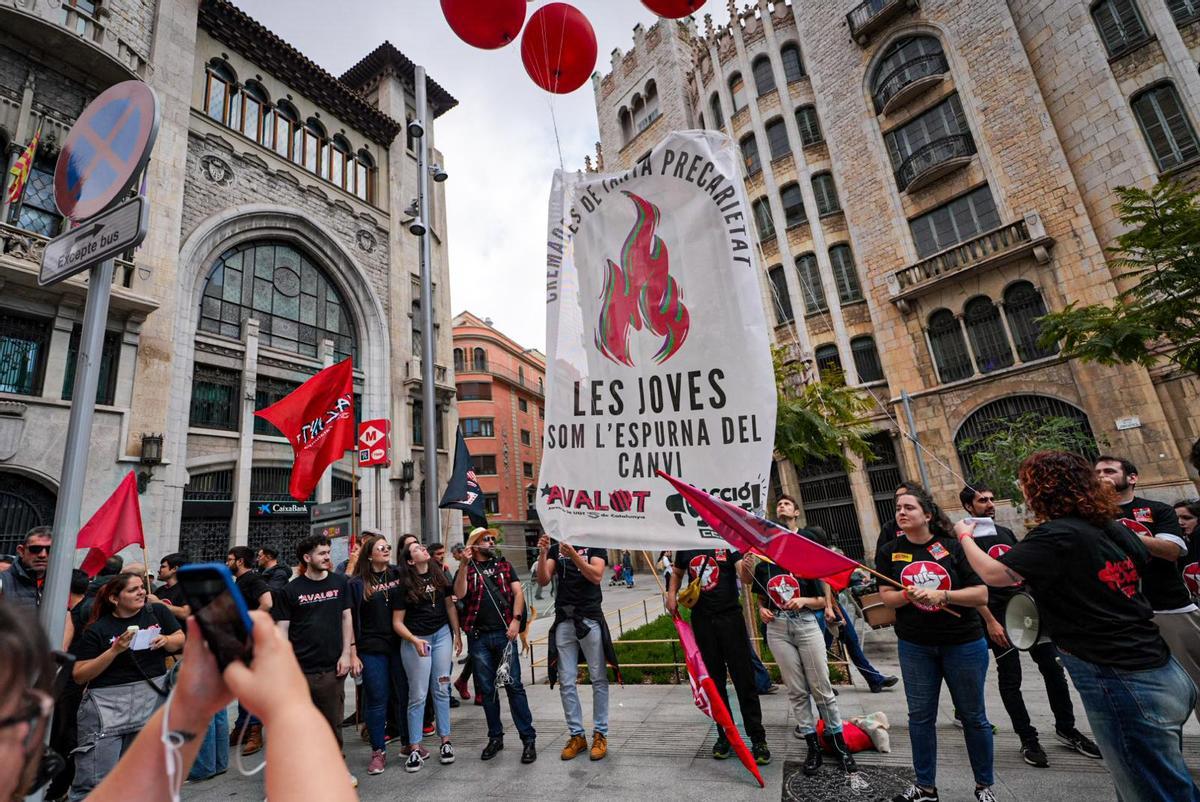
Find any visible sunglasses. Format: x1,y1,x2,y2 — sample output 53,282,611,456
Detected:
480,537,497,544
0,689,53,752
24,545,50,555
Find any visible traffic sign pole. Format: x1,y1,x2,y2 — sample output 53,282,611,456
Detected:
39,259,115,649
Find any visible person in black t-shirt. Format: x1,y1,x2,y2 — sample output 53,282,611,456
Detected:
958,485,1096,766
877,488,992,802
962,451,1198,802
346,534,408,775
149,552,191,624
276,535,359,760
1096,455,1200,719
873,481,923,568
70,573,184,798
255,546,293,592
1174,500,1200,602
536,534,614,762
224,546,273,757
668,546,771,767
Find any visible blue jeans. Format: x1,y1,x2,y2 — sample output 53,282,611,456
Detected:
555,617,609,736
188,708,228,781
820,601,888,687
623,566,634,586
361,647,409,750
1059,653,1200,802
469,629,536,742
400,624,453,747
898,637,993,788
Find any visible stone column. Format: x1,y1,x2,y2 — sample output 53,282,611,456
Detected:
231,319,260,547
44,300,79,402
845,449,879,558
112,315,144,409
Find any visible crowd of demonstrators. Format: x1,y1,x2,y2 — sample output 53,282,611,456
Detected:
347,533,408,775
0,525,51,609
392,539,461,773
960,451,1199,802
454,529,538,764
877,487,995,802
667,543,772,767
957,485,1098,767
1095,455,1200,720
537,533,615,761
275,534,360,785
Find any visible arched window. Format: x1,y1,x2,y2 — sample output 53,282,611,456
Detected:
752,55,775,96
795,253,827,314
740,134,761,175
0,471,57,552
329,136,352,190
764,117,790,160
642,80,660,129
851,336,884,382
729,72,747,112
355,149,375,203
963,296,1014,373
472,347,488,371
239,80,268,143
828,244,863,304
780,183,806,228
273,101,299,160
870,36,946,112
709,93,724,129
752,197,775,240
955,395,1096,485
928,309,973,382
1003,282,1058,361
453,348,464,372
1131,83,1200,171
812,172,840,215
631,93,645,130
294,118,325,173
198,241,357,364
780,43,805,83
815,344,843,383
619,107,633,143
767,265,794,324
204,59,237,125
795,106,823,146
1092,0,1149,56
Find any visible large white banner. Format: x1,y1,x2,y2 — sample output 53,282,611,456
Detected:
536,130,776,549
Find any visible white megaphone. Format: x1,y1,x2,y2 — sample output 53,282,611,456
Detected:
1004,592,1051,651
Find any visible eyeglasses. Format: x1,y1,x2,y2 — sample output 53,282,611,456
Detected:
24,545,50,555
376,544,392,551
0,689,53,752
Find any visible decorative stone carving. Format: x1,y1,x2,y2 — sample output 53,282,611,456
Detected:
199,154,234,186
0,401,27,462
355,230,377,253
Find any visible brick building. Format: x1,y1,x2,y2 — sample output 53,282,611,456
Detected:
592,0,1200,559
451,311,545,565
0,0,460,559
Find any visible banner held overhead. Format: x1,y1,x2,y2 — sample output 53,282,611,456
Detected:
536,130,776,550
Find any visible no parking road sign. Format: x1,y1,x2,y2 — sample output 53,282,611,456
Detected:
358,419,391,467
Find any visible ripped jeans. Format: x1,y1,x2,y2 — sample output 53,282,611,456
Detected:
400,624,453,747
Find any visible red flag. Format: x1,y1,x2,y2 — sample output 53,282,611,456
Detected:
658,471,859,591
674,615,764,787
77,472,145,576
255,358,355,501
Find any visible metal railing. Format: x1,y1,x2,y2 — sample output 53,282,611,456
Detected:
873,53,949,113
893,218,1032,293
456,360,544,397
1,222,136,287
848,0,916,43
895,133,975,192
58,5,149,77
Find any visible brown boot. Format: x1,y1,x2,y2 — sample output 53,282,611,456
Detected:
590,732,608,761
241,723,263,757
228,722,245,747
560,734,588,760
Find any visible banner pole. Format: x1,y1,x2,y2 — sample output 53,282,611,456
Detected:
351,458,359,541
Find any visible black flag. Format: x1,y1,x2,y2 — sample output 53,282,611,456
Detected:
439,428,487,527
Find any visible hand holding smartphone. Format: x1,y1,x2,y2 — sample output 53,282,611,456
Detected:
177,563,254,670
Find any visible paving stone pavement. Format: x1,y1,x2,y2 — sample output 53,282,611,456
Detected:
185,585,1200,801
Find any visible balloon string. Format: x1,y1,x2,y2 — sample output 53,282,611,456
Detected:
533,5,566,170
548,97,565,172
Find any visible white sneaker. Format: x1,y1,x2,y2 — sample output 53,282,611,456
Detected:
405,750,424,773
348,773,358,788
439,741,455,764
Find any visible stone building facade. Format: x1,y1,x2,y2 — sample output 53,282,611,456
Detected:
451,311,546,567
593,0,1200,559
0,0,460,561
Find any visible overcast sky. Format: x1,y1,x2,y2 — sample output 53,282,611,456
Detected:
235,0,732,352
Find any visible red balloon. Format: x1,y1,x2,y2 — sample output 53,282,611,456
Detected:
441,0,526,49
521,3,598,95
641,0,708,17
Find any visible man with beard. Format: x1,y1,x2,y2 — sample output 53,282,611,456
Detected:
1096,456,1200,719
455,529,537,763
0,526,51,610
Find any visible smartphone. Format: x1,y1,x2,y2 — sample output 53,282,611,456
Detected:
177,563,254,670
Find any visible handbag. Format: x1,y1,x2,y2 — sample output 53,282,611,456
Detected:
677,555,712,610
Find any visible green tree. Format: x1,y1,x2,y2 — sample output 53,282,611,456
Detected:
1038,181,1200,372
773,346,875,470
958,414,1103,507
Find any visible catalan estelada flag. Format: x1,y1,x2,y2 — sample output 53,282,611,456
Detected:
6,124,41,204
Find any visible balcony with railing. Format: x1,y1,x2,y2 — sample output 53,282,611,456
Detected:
456,359,544,398
405,355,451,388
848,0,919,46
874,53,950,115
895,134,975,192
2,222,136,287
887,213,1055,309
5,2,149,81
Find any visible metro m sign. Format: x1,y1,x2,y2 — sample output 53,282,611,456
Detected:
358,419,391,467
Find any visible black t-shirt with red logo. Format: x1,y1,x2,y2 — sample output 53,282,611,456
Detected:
877,535,984,646
675,548,744,618
752,561,822,614
971,523,1020,618
998,516,1169,671
1183,530,1200,601
1117,498,1192,611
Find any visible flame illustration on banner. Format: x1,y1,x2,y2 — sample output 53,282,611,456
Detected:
596,192,690,366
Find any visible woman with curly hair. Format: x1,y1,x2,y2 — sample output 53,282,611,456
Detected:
877,487,993,802
958,451,1199,802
